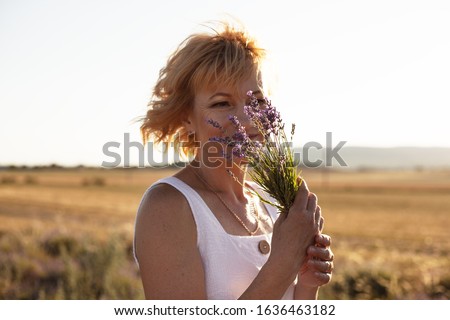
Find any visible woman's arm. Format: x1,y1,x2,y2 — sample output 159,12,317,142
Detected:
135,184,207,299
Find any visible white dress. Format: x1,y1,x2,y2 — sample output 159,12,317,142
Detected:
133,176,296,299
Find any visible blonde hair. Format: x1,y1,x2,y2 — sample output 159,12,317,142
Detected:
140,22,266,158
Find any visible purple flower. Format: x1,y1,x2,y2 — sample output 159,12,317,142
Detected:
209,136,227,144
206,92,284,161
243,94,262,121
244,93,282,136
232,144,245,158
208,116,251,159
207,118,223,130
228,115,249,144
261,103,282,135
208,92,300,216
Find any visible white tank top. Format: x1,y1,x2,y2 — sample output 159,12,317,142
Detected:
133,176,296,299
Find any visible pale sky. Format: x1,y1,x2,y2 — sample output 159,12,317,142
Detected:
1,0,449,166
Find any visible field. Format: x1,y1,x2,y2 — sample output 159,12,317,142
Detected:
0,167,449,299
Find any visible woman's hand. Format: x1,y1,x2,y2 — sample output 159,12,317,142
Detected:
266,179,322,286
298,233,334,289
244,178,331,299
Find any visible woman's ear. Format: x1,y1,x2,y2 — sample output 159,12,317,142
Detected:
182,118,194,133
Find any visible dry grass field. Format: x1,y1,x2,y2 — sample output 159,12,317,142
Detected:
0,167,449,299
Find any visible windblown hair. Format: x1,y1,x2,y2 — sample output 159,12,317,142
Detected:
140,23,266,158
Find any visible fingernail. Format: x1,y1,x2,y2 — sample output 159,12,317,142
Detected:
299,179,308,190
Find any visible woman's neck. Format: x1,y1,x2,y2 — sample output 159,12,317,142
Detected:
189,158,248,202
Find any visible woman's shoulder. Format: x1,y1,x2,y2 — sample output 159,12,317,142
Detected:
135,178,197,258
135,177,197,238
137,179,191,221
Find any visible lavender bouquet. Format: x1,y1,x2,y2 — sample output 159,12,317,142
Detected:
208,91,301,215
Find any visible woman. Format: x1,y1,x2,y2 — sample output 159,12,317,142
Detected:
134,23,334,299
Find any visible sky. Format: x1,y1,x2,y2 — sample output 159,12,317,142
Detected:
1,0,449,166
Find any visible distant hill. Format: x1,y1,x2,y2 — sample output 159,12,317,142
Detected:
295,147,450,170
1,147,449,170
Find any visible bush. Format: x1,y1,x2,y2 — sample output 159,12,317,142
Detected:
24,175,38,185
81,177,106,187
0,176,17,184
0,231,144,299
41,233,80,257
320,269,450,300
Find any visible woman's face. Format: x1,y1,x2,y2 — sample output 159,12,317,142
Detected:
186,73,265,163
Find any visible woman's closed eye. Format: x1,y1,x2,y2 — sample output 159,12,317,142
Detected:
210,101,231,108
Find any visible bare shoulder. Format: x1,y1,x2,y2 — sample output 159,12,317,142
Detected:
135,182,196,251
134,182,206,299
137,182,191,220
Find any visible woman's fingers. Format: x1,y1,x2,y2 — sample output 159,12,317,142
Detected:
307,193,318,214
307,245,334,261
290,179,319,228
313,204,321,228
307,192,317,213
315,233,331,248
313,272,332,284
291,178,309,211
307,259,334,273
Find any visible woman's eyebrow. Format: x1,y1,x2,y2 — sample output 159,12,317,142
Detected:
208,92,232,100
208,89,263,101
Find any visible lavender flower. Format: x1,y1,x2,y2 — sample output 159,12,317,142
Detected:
207,92,301,215
207,119,224,131
245,91,282,136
